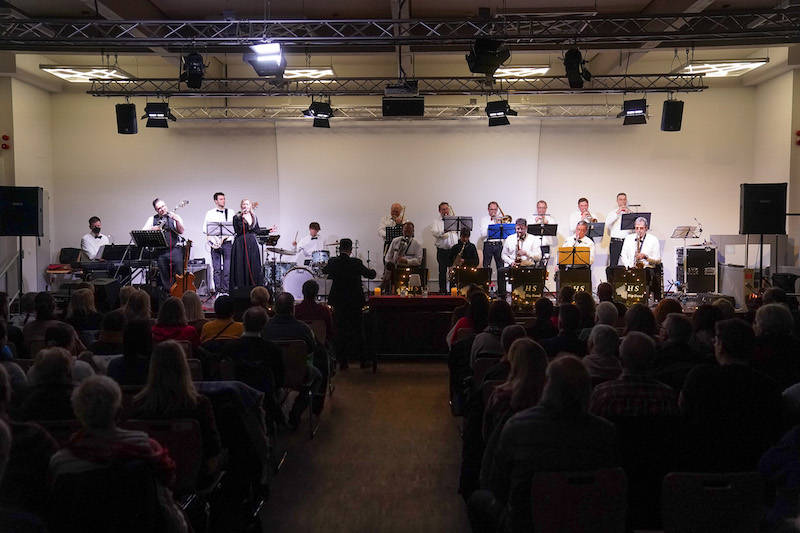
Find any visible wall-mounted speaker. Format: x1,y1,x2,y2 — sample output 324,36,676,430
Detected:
0,186,43,236
115,103,138,134
740,183,787,235
661,100,684,132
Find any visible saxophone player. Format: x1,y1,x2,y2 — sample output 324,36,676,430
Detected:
449,228,479,268
432,202,458,294
619,217,660,268
381,221,423,292
498,218,542,299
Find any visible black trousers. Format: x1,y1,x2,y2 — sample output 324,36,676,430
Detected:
437,247,452,294
155,246,184,290
210,241,232,293
333,305,366,365
609,238,624,267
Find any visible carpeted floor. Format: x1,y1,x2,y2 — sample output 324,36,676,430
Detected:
260,361,471,533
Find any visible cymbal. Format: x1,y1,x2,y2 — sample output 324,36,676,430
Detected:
266,247,295,255
324,242,340,247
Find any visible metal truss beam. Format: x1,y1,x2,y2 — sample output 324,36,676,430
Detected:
171,104,622,121
1,9,799,51
88,74,705,97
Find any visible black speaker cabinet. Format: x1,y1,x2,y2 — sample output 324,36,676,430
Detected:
382,97,425,117
739,183,787,235
677,246,717,293
115,103,138,134
0,186,43,236
661,100,684,132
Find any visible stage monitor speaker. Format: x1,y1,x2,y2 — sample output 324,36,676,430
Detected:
115,103,138,134
382,97,425,117
661,100,684,132
739,182,787,235
0,186,43,236
92,278,120,313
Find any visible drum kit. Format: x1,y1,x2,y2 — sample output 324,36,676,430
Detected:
264,243,338,300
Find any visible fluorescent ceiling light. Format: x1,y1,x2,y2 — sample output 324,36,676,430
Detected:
678,58,768,77
283,67,335,79
493,66,550,78
40,65,133,83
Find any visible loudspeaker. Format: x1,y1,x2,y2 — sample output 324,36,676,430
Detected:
739,183,787,235
382,97,425,117
0,186,43,236
92,278,120,313
661,100,684,132
115,103,138,134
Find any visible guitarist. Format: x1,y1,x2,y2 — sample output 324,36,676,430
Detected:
203,192,233,295
143,198,185,290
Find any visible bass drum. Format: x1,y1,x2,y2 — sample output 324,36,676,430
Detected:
282,267,315,301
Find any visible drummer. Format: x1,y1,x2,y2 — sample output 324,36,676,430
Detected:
293,221,323,266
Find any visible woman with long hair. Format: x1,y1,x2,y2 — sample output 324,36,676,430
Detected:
65,288,103,333
180,290,207,334
229,198,264,290
124,289,152,323
152,297,200,347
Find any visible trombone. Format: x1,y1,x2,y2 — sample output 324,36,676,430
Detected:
498,204,512,224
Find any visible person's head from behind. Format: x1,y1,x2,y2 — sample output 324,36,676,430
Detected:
157,297,187,327
501,324,527,355
19,292,36,315
0,320,6,349
596,282,613,303
624,303,656,337
100,308,126,334
558,286,576,305
534,297,554,321
558,303,581,333
712,298,735,320
33,347,73,385
339,238,353,255
243,306,268,333
620,331,656,375
181,291,204,322
67,288,96,318
714,318,755,365
755,303,794,337
487,299,514,329
139,340,196,411
34,292,56,321
464,284,483,301
125,289,151,321
119,285,137,307
763,287,787,306
275,292,295,317
45,323,73,350
467,292,490,332
123,320,153,359
213,295,234,319
72,376,121,431
250,286,270,308
663,313,692,344
302,280,320,302
541,355,592,415
692,304,721,334
595,302,618,327
574,291,596,325
655,298,683,326
588,324,619,358
506,338,548,410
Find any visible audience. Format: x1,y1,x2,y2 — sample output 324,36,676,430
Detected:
483,325,528,384
623,303,658,338
471,300,514,364
653,313,703,391
573,291,596,330
200,295,244,345
16,348,76,421
470,355,616,533
118,285,137,308
524,297,557,341
540,304,586,359
590,332,678,417
87,309,126,355
580,301,618,342
106,320,153,386
0,293,22,355
9,292,37,330
293,280,334,344
752,303,800,390
41,323,95,382
653,297,683,327
64,288,103,334
689,303,722,357
448,292,489,348
596,282,627,321
152,297,200,347
181,291,208,334
0,415,48,532
0,321,26,393
249,286,271,310
582,324,621,385
681,318,783,472
22,292,85,357
123,289,152,323
712,297,735,320
451,284,483,327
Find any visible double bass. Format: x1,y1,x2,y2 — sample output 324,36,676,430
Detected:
170,239,197,298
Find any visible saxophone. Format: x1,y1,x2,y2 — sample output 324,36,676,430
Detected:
452,242,465,267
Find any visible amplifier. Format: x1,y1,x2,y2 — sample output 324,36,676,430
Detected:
187,263,210,296
677,246,717,294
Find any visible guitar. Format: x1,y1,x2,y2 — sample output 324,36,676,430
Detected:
170,239,197,298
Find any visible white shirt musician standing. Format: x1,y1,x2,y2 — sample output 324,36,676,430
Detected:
605,192,633,267
619,217,661,268
203,192,233,294
431,202,458,294
379,202,405,256
568,197,598,234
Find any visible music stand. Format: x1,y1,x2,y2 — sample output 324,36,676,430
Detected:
131,230,167,249
488,223,516,240
443,216,473,232
622,212,651,230
206,222,234,242
587,222,605,240
558,246,591,268
527,223,557,237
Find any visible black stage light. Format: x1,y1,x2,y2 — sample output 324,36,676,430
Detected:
618,98,647,125
485,99,516,127
563,48,591,89
303,101,333,128
244,42,286,78
141,102,177,128
180,52,205,89
466,38,511,76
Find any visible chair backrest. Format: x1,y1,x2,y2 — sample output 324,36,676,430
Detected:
123,418,202,497
472,357,501,387
275,339,309,390
35,419,83,447
531,468,627,533
187,358,203,381
662,472,764,533
304,319,327,346
175,339,192,360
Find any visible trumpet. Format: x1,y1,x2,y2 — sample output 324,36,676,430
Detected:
394,204,406,226
498,204,512,224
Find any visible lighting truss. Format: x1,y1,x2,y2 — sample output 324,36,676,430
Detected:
170,104,621,121
1,9,799,51
88,74,706,97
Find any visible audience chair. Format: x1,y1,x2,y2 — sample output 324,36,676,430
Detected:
14,358,35,373
662,472,764,533
275,339,318,439
472,357,501,389
304,319,335,397
530,468,627,533
175,339,192,360
187,358,203,381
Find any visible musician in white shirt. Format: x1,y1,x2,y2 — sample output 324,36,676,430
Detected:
531,199,558,255
80,216,111,261
605,192,633,267
619,217,661,268
293,221,323,266
568,197,598,233
496,218,542,299
142,198,185,290
378,202,405,256
479,201,506,289
432,202,458,294
202,192,233,294
562,221,595,265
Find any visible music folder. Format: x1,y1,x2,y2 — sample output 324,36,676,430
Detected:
558,246,591,266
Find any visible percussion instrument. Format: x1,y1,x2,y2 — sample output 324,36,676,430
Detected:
311,250,330,275
282,266,315,300
266,246,295,256
266,261,294,285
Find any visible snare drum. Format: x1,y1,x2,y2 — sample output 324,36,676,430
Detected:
265,261,294,285
282,267,315,301
311,250,330,275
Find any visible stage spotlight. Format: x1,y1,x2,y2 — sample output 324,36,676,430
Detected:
303,101,333,128
563,48,591,89
141,102,176,128
466,39,510,76
485,99,517,127
243,42,286,78
180,52,205,89
618,98,647,125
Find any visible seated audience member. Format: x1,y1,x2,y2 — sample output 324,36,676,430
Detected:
483,325,528,385
681,318,783,472
294,280,334,344
49,376,188,532
623,303,658,338
759,425,800,529
106,321,153,386
582,324,621,385
0,365,57,516
22,292,85,357
15,348,76,421
596,282,627,322
64,288,103,334
200,295,243,345
250,286,271,311
123,289,152,323
654,297,683,328
131,341,221,472
558,285,576,306
524,297,557,341
574,291,596,331
0,293,23,355
0,321,26,393
590,332,678,418
540,304,586,359
451,284,483,328
221,307,284,424
470,355,616,533
118,285,137,308
152,297,200,348
447,292,490,348
88,309,126,355
712,297,735,320
580,301,618,342
654,313,703,391
0,416,48,532
471,300,515,365
10,292,37,330
42,323,95,382
752,303,800,391
763,286,788,306
688,304,722,358
181,291,208,334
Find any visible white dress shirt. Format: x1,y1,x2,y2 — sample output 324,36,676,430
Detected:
501,234,542,267
480,214,505,242
80,233,110,260
561,235,596,265
384,236,423,266
203,207,233,246
378,215,402,240
530,214,558,249
605,208,633,239
568,211,597,234
619,232,661,268
295,234,323,264
431,218,458,250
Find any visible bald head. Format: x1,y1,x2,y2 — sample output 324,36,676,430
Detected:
619,331,656,374
541,355,592,414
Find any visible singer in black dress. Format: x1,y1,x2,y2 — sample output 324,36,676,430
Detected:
230,199,265,289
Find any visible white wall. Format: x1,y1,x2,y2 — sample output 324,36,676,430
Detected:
753,71,792,180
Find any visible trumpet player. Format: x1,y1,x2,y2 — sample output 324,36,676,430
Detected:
480,201,506,277
379,202,405,256
449,228,479,268
432,202,458,294
568,197,597,233
498,218,542,299
619,217,660,269
605,192,633,267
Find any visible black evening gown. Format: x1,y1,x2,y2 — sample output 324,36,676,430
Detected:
230,213,265,289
